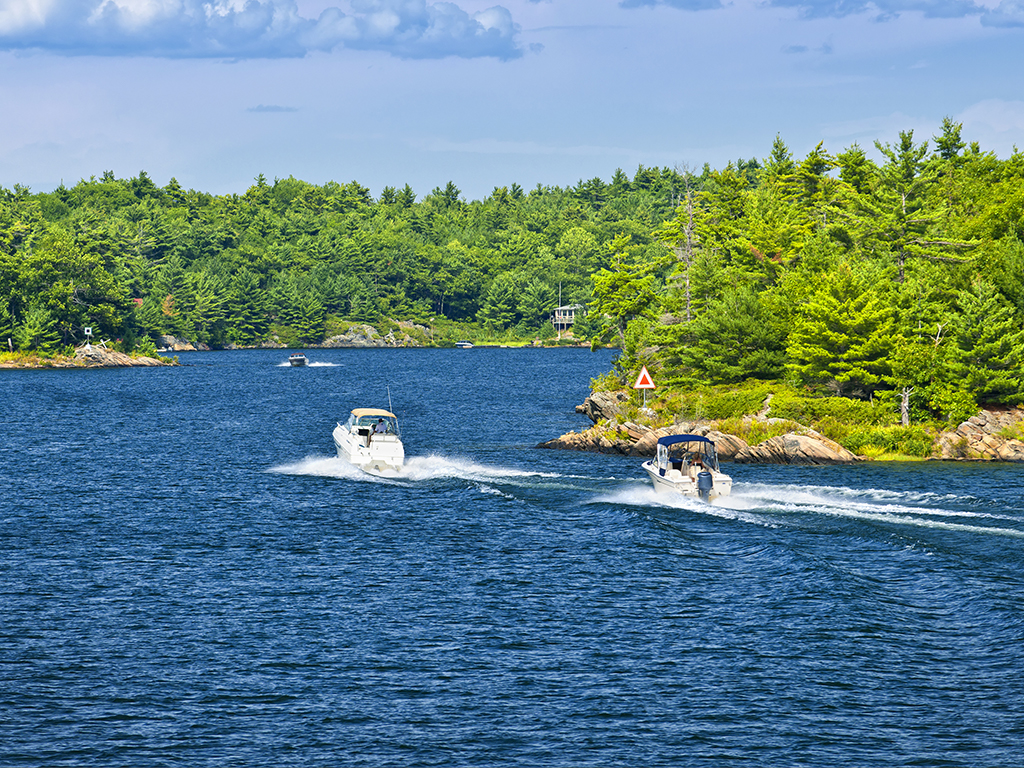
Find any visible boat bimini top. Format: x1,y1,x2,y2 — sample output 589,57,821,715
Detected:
346,408,400,435
654,434,720,474
350,408,396,420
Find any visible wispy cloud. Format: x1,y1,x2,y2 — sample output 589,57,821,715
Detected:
619,0,985,18
0,0,523,59
248,104,299,112
981,0,1024,26
619,0,723,9
766,0,982,19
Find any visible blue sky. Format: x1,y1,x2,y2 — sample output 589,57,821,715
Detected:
2,0,1023,200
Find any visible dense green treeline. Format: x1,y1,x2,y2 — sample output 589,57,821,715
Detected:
0,165,688,352
3,119,1024,427
600,120,1024,425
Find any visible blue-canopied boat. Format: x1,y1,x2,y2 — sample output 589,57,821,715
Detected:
641,434,732,502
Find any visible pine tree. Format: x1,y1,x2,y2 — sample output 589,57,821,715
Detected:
14,302,61,351
0,295,17,352
861,130,975,282
477,273,519,330
176,270,226,343
590,261,658,347
678,284,786,383
787,263,895,397
950,277,1024,402
518,279,557,328
296,290,325,344
226,268,269,344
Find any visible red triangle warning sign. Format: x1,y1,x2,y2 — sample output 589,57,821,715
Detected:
634,366,656,389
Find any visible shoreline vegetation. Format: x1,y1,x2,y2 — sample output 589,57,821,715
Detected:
538,380,1024,463
5,122,1024,462
0,345,176,369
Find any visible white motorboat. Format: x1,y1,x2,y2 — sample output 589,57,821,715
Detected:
333,408,404,473
289,353,307,366
641,434,732,502
455,340,474,349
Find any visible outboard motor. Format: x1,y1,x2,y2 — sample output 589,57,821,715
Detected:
696,471,714,502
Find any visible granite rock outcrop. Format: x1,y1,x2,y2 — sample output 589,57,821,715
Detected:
936,408,1024,461
540,389,858,463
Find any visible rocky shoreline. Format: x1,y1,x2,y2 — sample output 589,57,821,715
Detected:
537,391,1024,464
155,322,430,352
0,344,175,369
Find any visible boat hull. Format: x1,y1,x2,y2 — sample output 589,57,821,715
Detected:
333,423,404,473
641,460,731,500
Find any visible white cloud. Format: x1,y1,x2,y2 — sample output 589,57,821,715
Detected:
327,0,521,59
619,0,723,10
981,0,1024,25
623,0,986,18
0,0,59,33
0,0,523,58
88,0,183,29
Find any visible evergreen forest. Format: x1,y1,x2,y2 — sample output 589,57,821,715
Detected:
2,118,1024,428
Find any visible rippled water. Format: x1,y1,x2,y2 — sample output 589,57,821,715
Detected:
3,348,1024,766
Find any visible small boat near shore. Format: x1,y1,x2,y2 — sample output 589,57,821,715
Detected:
333,408,404,473
289,353,308,367
455,340,474,349
641,434,732,502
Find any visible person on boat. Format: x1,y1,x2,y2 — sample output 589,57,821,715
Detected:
690,456,704,480
368,418,385,445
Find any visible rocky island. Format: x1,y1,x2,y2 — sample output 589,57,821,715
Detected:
538,390,1024,463
0,344,175,369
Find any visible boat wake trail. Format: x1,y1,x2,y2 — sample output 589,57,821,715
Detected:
268,456,379,481
275,361,339,367
268,454,585,490
593,485,774,526
732,482,1024,537
400,455,564,483
596,482,1024,538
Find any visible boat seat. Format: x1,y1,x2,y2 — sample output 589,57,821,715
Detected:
665,469,684,481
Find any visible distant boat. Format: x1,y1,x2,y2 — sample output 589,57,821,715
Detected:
289,353,307,367
455,341,474,349
333,408,404,474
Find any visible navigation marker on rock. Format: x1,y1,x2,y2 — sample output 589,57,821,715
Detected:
634,365,655,409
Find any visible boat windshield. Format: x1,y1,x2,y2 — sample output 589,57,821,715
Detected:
346,411,400,436
656,437,719,472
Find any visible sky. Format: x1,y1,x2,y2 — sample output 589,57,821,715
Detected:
2,0,1024,201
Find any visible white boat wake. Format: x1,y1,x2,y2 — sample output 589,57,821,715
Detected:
595,482,1024,538
594,485,774,527
268,454,575,487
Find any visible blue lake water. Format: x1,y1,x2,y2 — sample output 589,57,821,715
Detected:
3,347,1024,766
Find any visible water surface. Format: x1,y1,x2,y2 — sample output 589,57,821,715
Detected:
3,348,1024,766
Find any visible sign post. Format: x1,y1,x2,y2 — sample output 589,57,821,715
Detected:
633,365,656,409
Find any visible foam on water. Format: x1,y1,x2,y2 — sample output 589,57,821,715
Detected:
596,480,1024,538
593,484,777,526
268,455,380,481
268,453,575,488
275,361,340,367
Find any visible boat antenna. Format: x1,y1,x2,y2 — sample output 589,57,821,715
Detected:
387,382,400,435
